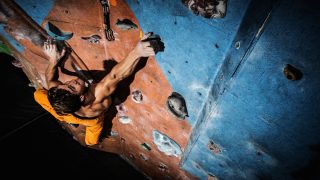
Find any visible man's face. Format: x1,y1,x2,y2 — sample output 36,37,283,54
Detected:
57,78,86,95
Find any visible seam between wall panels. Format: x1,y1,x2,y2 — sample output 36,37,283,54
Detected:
180,0,279,169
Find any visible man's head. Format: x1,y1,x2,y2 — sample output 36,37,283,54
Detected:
47,78,86,115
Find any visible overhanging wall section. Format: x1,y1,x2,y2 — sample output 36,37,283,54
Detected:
180,0,320,179
127,0,251,127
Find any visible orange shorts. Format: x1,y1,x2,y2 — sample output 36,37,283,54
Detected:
34,89,104,145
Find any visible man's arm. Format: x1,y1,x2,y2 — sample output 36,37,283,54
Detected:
43,40,65,89
45,59,62,89
94,34,156,102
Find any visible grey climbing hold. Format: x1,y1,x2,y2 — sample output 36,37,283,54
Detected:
158,163,168,172
116,103,127,116
152,130,182,157
119,116,131,124
115,19,138,30
132,90,143,103
81,35,102,44
182,0,227,18
110,131,118,137
167,92,189,119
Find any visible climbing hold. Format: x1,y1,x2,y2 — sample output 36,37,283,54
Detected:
115,19,138,30
81,34,102,44
167,92,189,119
208,140,221,154
46,22,73,41
283,64,302,80
139,153,148,161
141,142,152,151
110,131,118,137
235,41,241,49
119,116,131,124
110,0,117,6
158,163,168,172
116,103,127,116
182,0,227,18
132,90,143,103
152,130,182,157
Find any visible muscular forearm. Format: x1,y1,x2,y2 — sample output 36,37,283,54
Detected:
43,40,65,88
107,36,156,83
94,38,155,99
109,49,141,82
45,61,60,88
93,49,142,100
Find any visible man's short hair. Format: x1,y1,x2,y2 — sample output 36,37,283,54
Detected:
47,87,82,115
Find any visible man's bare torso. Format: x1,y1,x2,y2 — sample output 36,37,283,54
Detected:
74,84,112,118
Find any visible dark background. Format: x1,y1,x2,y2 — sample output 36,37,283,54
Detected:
0,53,147,179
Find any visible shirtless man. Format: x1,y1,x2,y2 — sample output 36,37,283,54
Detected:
34,33,162,145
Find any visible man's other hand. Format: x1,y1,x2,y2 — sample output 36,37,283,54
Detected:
133,32,156,57
43,39,66,65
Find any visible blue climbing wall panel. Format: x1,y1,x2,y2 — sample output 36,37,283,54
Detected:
15,0,54,25
0,0,54,53
128,0,320,179
0,24,24,53
127,0,251,127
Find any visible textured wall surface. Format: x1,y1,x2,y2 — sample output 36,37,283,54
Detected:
1,0,194,179
127,0,251,127
128,0,320,179
1,0,320,179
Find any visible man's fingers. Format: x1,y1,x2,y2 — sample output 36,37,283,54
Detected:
142,41,151,48
147,49,155,54
47,43,56,51
43,41,48,48
43,43,50,51
141,32,153,41
143,48,155,56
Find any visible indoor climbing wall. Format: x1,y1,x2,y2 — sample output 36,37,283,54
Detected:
0,0,194,179
1,0,320,179
127,0,251,127
127,0,320,179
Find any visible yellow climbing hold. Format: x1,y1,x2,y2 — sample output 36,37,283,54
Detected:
109,0,117,6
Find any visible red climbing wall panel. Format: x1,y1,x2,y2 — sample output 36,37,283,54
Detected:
1,0,195,179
